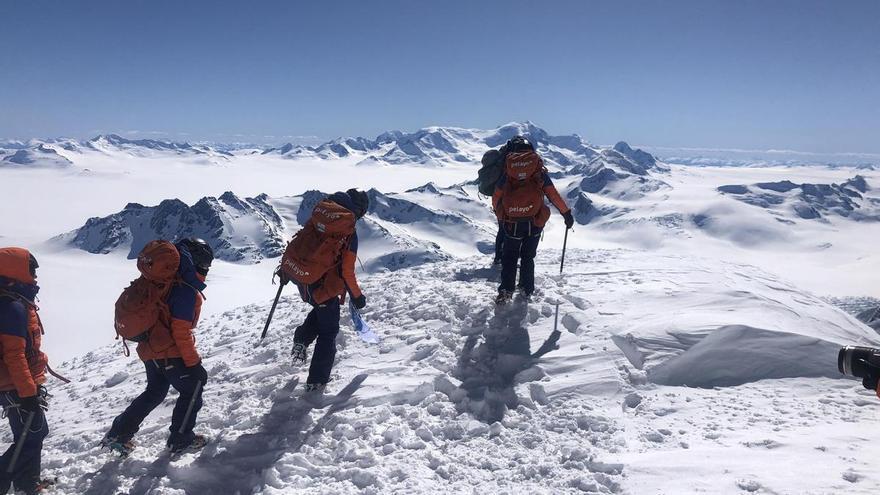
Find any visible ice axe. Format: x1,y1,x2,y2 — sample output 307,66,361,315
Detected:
7,410,36,474
560,226,570,275
260,283,284,341
179,380,203,435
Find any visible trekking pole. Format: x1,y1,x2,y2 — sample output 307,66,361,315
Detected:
553,302,560,332
7,411,35,474
560,227,570,275
179,380,203,435
260,284,285,341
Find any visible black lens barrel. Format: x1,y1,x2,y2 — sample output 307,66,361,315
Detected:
838,346,880,378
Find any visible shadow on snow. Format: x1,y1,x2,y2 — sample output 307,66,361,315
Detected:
78,374,367,495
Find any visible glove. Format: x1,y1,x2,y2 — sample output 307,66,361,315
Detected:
276,267,290,286
38,385,50,411
186,362,209,385
18,395,42,414
352,294,366,310
563,210,575,229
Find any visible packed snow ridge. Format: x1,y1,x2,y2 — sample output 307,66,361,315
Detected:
41,250,880,494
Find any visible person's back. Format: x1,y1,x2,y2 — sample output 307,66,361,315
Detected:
491,137,574,303
103,238,213,456
282,188,369,392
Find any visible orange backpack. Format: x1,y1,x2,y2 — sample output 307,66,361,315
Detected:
501,150,546,219
281,199,356,285
114,241,180,349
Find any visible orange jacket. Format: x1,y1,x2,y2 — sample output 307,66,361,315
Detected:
309,248,362,305
136,283,203,367
0,303,48,397
493,173,571,227
0,247,48,397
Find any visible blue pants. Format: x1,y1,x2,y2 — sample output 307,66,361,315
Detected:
108,358,204,447
499,220,542,294
0,391,48,494
294,296,341,385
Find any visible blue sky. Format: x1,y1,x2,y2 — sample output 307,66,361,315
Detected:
1,0,878,152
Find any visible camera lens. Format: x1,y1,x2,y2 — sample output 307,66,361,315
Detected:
838,346,880,378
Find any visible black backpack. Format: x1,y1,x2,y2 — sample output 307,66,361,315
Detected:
477,137,535,196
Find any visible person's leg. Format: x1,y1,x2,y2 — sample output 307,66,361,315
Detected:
294,306,319,346
107,360,170,442
517,232,542,294
499,233,524,293
306,297,341,385
166,359,205,447
0,391,49,494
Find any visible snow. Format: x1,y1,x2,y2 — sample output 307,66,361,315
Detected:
32,251,880,494
2,122,880,493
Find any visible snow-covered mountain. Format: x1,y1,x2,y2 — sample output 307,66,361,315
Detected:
56,192,286,262
86,134,233,159
56,183,497,270
717,175,879,221
0,143,73,168
260,121,607,170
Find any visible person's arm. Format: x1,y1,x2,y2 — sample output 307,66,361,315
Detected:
542,175,571,214
0,304,37,397
168,287,201,367
342,233,363,299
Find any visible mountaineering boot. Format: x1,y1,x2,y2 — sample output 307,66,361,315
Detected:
291,341,308,365
305,382,326,393
100,433,136,457
495,290,513,305
168,434,208,454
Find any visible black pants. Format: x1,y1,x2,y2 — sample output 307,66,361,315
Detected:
294,297,341,385
107,358,205,447
499,221,542,294
0,391,48,494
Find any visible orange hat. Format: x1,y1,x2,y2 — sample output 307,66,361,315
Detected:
0,247,37,285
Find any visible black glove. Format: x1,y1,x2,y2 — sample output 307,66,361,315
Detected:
352,294,366,310
276,267,290,286
563,210,575,229
186,362,209,385
18,395,42,414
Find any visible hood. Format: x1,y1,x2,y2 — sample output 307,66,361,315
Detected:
175,242,208,292
328,191,357,214
0,247,36,285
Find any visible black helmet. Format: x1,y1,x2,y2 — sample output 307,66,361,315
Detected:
179,238,214,275
507,135,534,152
346,188,370,218
28,253,38,279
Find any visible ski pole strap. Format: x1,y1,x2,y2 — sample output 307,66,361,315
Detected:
46,363,71,384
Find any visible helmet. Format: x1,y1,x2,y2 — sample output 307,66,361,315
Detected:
507,136,534,152
346,188,370,219
178,238,214,275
